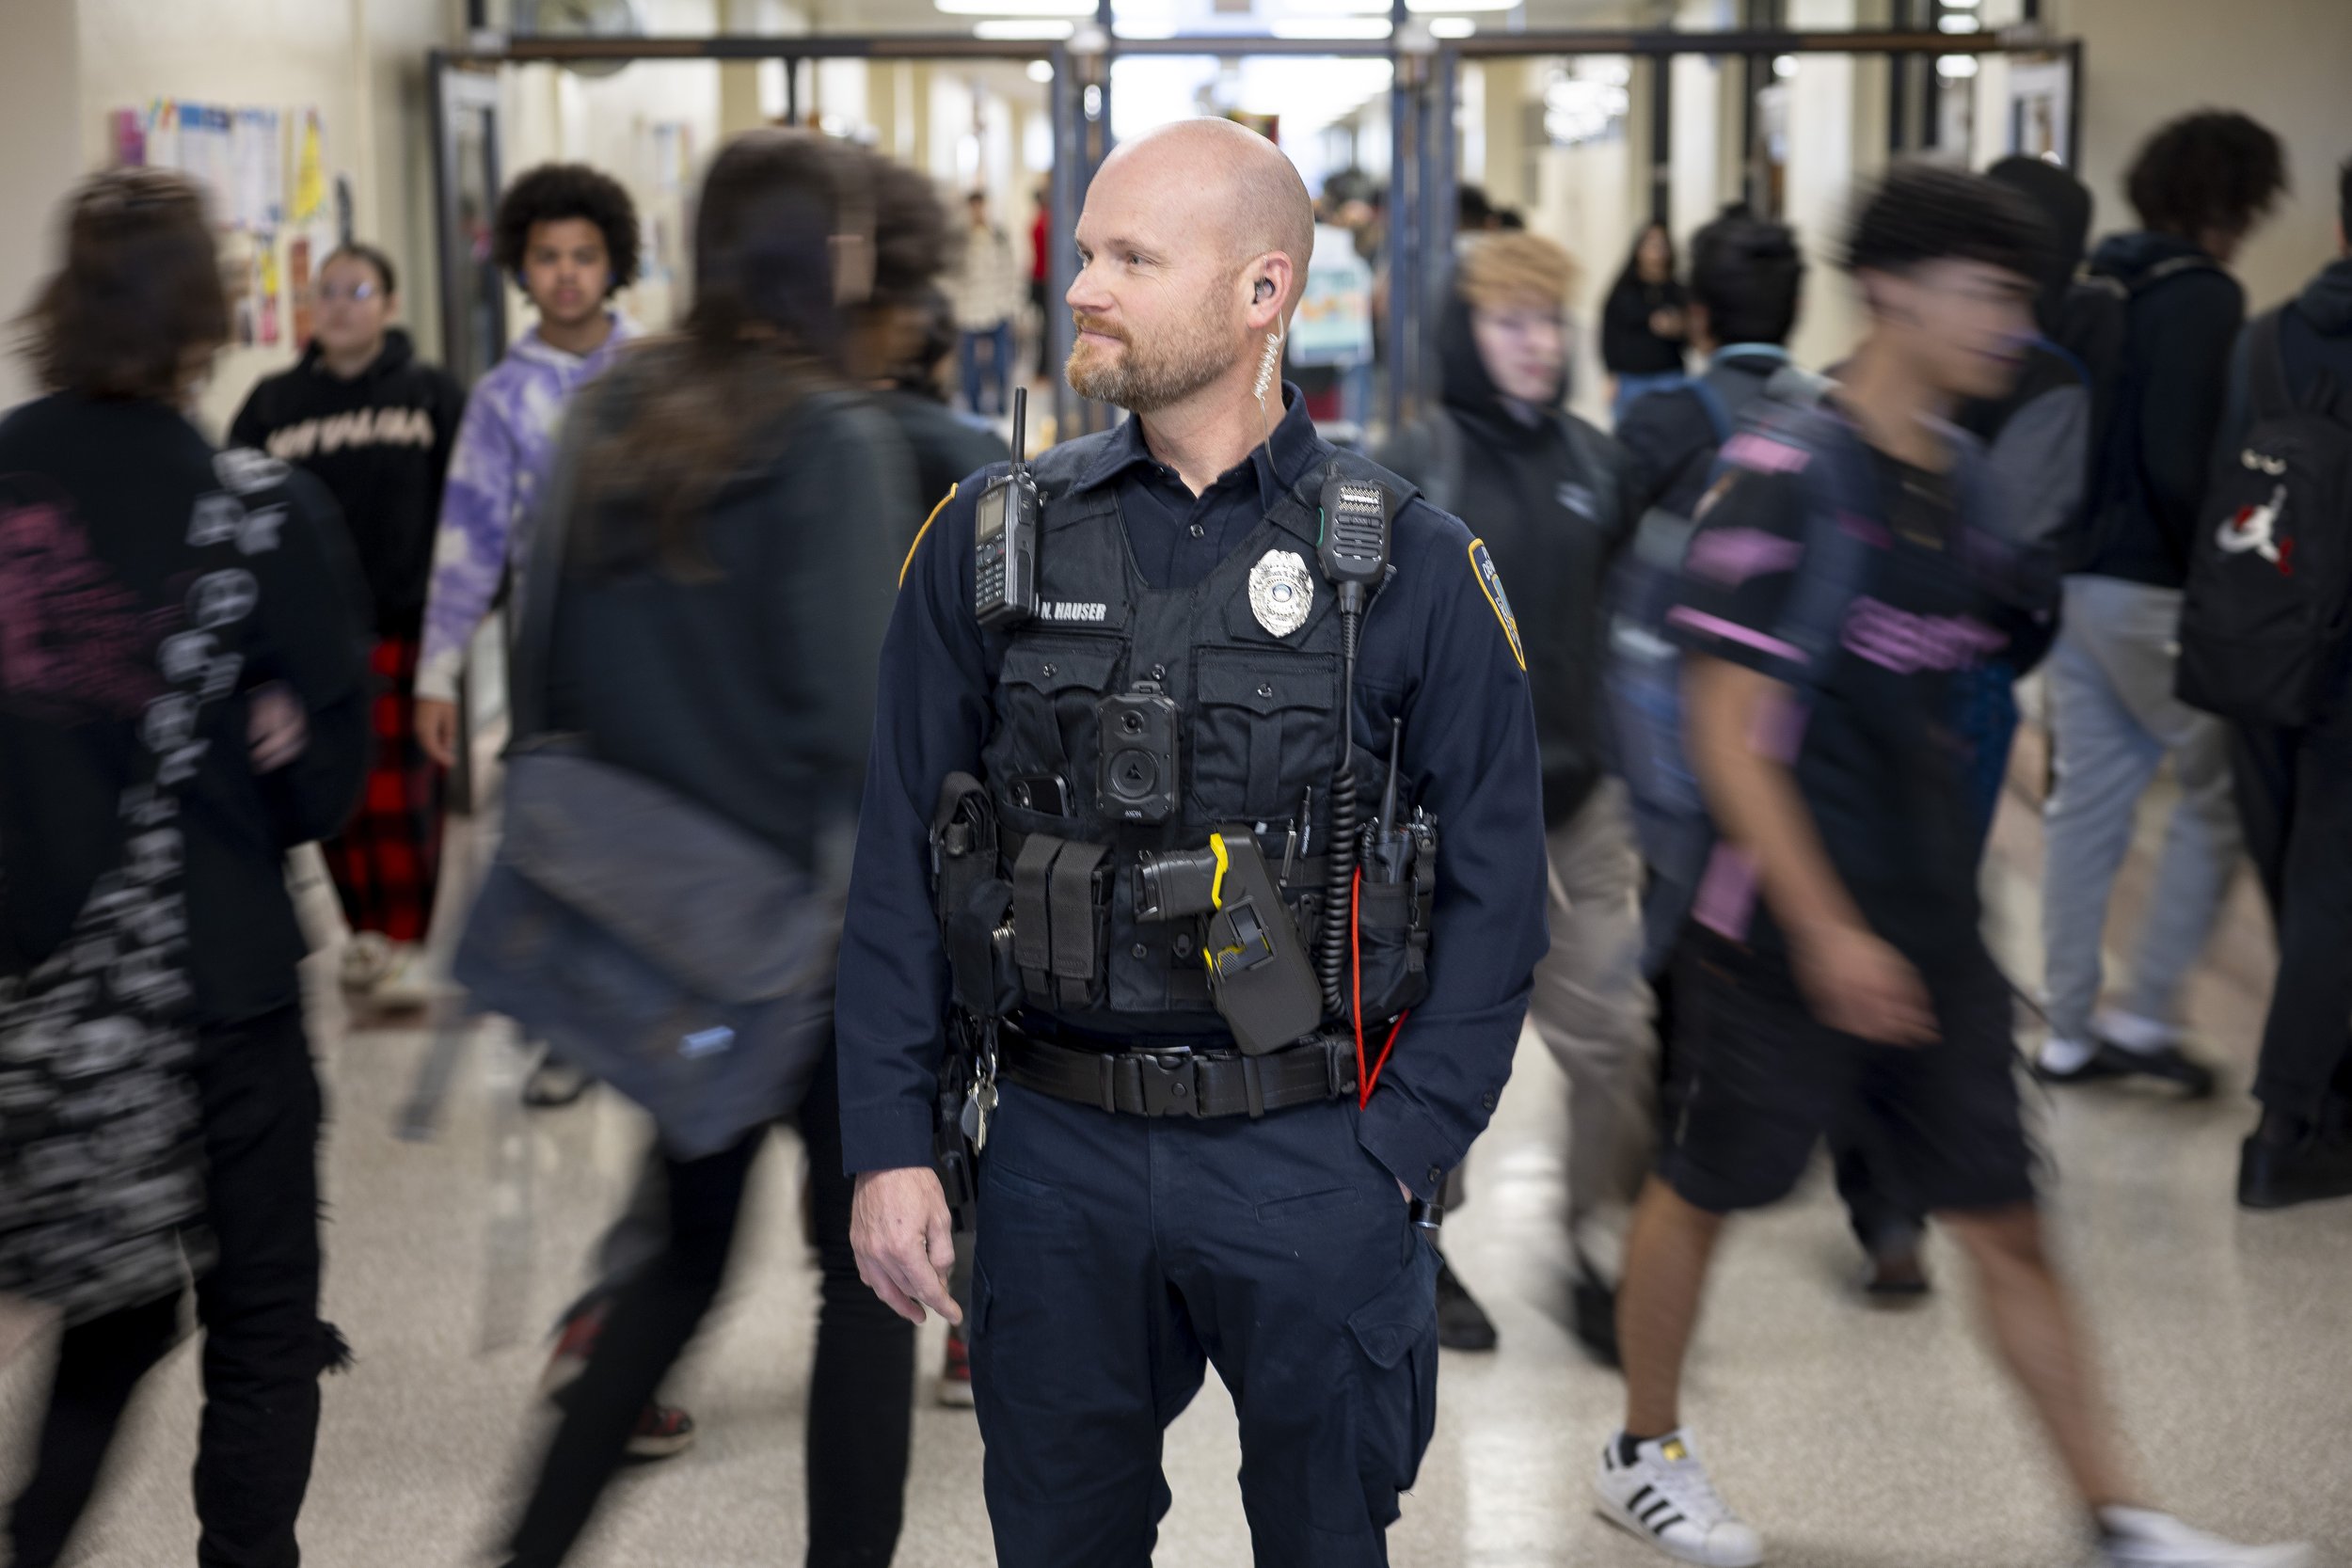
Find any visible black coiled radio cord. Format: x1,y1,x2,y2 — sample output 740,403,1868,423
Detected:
1319,598,1364,1016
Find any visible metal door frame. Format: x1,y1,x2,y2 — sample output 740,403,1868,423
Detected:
429,22,2082,439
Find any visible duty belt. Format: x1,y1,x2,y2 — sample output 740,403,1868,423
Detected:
998,1029,1357,1119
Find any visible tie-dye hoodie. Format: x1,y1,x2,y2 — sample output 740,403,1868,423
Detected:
415,313,638,701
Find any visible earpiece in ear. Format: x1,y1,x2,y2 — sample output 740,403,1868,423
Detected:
1253,328,1282,402
1255,278,1275,303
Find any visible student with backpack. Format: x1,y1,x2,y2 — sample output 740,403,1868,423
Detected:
1948,155,2121,846
2037,111,2286,1095
1376,231,1646,1362
1595,164,2309,1568
3,167,371,1568
2182,154,2352,1211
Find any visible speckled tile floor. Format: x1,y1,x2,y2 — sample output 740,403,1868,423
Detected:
4,758,2349,1568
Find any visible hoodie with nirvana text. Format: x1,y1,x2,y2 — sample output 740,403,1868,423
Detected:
231,327,468,641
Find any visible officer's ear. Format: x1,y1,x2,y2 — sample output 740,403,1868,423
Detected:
1243,251,1296,331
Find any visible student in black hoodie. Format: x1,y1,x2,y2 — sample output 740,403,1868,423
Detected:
2215,154,2352,1212
230,245,467,1002
2,167,370,1568
1378,231,1647,1362
1601,221,1690,423
2038,111,2285,1094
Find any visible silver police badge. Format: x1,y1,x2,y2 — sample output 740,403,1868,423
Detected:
1248,549,1314,637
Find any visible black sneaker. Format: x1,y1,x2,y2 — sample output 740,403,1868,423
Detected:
2035,1039,2217,1099
1862,1240,1931,1303
1570,1261,1621,1368
1433,1255,1498,1352
2238,1128,2352,1212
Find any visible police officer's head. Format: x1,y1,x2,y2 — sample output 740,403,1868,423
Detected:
1065,118,1314,417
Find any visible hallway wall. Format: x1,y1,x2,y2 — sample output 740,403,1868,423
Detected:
2058,0,2352,310
0,0,84,411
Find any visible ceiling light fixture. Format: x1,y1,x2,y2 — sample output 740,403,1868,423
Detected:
1266,17,1393,38
973,17,1076,37
935,0,1092,15
1427,16,1475,37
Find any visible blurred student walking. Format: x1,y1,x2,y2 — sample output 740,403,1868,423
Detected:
2,167,370,1568
484,129,914,1568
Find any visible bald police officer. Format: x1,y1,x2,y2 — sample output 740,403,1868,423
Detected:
839,119,1549,1565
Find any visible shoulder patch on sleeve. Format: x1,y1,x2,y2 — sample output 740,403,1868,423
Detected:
1467,538,1526,673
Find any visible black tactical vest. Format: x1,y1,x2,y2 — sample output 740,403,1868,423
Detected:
974,433,1419,1041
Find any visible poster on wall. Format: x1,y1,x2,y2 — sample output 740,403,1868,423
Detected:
293,109,328,227
110,109,146,166
1288,224,1374,369
289,237,315,347
180,104,237,222
256,245,282,347
2007,58,2073,166
232,108,285,232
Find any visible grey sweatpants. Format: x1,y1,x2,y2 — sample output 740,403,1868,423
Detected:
2040,576,2242,1044
1528,780,1657,1280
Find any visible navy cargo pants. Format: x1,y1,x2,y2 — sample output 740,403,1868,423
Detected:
970,1080,1441,1568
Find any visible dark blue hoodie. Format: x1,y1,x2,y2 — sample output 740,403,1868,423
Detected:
2080,230,2247,587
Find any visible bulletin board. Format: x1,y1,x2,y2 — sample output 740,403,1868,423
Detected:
109,100,345,351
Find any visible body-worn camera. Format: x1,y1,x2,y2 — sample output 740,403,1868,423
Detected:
1097,682,1180,824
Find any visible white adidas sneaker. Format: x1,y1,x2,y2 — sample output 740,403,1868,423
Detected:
1594,1431,1765,1567
2097,1508,2314,1568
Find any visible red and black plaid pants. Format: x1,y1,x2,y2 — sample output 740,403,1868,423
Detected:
321,636,445,942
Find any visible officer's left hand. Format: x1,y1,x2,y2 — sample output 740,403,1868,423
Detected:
850,1166,963,1327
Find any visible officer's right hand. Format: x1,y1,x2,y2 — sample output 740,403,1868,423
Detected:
850,1166,963,1327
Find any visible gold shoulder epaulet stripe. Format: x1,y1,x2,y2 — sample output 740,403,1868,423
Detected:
900,483,956,589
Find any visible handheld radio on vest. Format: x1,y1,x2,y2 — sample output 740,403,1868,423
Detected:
975,387,1041,631
1312,474,1396,1015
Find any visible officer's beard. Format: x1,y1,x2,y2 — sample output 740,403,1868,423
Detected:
1066,309,1237,414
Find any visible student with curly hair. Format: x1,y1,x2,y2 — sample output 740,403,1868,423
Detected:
412,163,642,774
2037,111,2287,1096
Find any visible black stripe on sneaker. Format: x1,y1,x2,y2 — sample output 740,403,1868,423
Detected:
1640,1497,1677,1525
1652,1513,1686,1534
1628,1484,1656,1513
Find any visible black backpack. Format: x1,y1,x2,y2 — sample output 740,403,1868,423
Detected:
2176,309,2352,727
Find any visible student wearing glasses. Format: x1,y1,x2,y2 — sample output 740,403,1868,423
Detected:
230,243,469,1006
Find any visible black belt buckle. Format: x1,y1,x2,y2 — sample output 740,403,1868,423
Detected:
1134,1053,1200,1117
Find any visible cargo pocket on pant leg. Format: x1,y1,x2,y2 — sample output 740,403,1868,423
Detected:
1342,1235,1441,1529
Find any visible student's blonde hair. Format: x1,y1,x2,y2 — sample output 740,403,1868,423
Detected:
1455,231,1579,314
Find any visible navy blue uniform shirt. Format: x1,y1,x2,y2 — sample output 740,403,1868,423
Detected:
834,386,1549,1201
